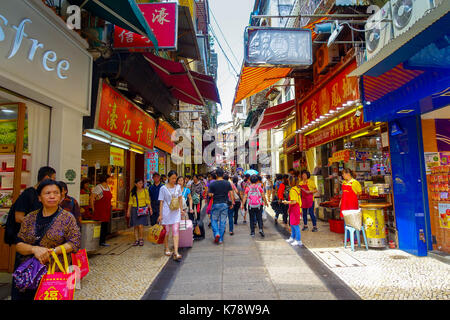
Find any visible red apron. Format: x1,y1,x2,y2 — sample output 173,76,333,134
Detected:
340,182,359,218
300,182,314,209
94,187,112,223
288,188,301,226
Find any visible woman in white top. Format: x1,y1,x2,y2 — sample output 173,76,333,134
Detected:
158,170,186,261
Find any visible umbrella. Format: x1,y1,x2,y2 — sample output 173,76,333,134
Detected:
245,169,259,175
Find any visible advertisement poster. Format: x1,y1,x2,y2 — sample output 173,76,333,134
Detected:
438,202,450,229
158,151,166,175
424,152,440,174
440,152,450,166
146,151,159,181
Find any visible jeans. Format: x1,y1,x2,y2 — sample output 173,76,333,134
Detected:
150,200,160,226
302,204,317,227
211,203,228,242
228,207,234,233
290,224,301,241
249,207,263,234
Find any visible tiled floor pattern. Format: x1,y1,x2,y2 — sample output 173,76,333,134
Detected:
266,207,450,300
74,229,170,300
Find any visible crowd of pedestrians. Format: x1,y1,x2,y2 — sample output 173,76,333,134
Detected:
3,162,324,300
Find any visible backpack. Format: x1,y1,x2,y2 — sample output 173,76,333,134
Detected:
247,185,263,209
192,192,200,205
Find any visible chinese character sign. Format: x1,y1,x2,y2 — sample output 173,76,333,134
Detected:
114,3,177,49
155,121,175,154
146,151,159,177
300,61,359,127
96,81,157,149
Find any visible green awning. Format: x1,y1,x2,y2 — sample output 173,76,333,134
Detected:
244,110,255,127
69,0,158,49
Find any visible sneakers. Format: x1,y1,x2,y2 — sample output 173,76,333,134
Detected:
250,232,255,237
312,227,318,232
291,240,303,246
214,235,220,243
302,226,308,231
259,230,265,237
285,237,294,243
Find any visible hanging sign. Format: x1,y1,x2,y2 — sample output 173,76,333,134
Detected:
328,150,352,165
244,27,312,67
110,146,124,167
146,151,159,177
96,81,157,150
300,61,359,127
113,2,178,49
306,111,371,149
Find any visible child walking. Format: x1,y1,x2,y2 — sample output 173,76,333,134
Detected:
283,178,303,246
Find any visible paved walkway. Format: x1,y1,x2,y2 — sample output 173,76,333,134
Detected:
265,207,450,300
142,213,359,300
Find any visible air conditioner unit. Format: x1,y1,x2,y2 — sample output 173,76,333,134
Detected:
315,44,340,75
391,0,434,38
365,1,393,61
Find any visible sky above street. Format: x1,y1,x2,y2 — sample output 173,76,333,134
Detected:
208,0,254,124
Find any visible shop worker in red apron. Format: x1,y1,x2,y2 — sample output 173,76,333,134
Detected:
91,174,113,246
299,170,318,232
340,168,362,217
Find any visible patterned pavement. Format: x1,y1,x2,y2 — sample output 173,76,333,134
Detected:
266,207,450,300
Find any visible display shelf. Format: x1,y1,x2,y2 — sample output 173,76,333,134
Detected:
0,170,30,173
0,153,31,156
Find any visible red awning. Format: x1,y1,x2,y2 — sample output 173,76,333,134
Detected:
255,99,296,131
144,52,221,106
144,52,205,105
190,71,221,104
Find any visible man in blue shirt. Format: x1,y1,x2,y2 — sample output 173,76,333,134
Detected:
149,172,164,226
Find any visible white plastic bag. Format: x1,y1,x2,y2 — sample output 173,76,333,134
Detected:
239,208,245,217
262,209,268,221
342,209,362,230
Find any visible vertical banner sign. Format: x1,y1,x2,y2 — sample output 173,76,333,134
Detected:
146,151,159,180
114,2,178,49
158,150,166,175
110,146,125,167
96,81,156,149
301,61,359,127
155,121,175,154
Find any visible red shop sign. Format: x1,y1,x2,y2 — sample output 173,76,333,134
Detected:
301,60,359,127
155,120,175,154
114,2,178,50
96,81,157,149
306,111,370,149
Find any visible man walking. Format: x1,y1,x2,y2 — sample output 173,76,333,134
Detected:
149,173,164,226
208,168,234,244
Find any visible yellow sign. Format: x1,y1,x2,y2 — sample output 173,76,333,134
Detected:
110,146,124,167
93,226,101,239
363,209,385,239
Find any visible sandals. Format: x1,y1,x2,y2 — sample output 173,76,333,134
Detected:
173,253,182,261
165,250,173,256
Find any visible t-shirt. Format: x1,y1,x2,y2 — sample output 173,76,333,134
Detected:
92,184,110,200
14,187,42,215
299,179,317,192
129,189,151,208
289,187,302,206
181,187,191,200
191,182,204,198
158,185,182,225
208,180,232,204
149,183,163,202
343,179,362,194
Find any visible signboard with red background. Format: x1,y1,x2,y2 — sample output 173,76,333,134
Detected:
155,120,175,154
299,60,360,127
96,81,157,150
114,2,178,49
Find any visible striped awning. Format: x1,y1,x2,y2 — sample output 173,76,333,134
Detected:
254,99,296,132
233,19,326,106
363,63,423,102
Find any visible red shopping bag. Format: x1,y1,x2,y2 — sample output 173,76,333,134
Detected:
147,223,166,244
206,199,213,215
35,246,76,300
71,249,89,279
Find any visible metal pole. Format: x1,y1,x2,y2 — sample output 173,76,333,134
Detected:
251,14,370,19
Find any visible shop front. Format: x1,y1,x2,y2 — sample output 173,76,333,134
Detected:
0,0,92,271
154,120,176,176
351,2,450,256
297,58,397,247
82,80,156,236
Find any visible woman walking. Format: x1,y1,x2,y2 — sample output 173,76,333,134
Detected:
299,170,318,232
241,175,268,237
91,174,113,246
264,175,273,203
158,171,185,261
127,178,152,246
178,176,194,222
284,178,303,246
191,174,205,240
231,176,242,226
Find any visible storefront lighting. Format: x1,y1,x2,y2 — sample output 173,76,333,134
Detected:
130,147,144,154
319,117,338,129
111,141,129,150
83,132,111,144
329,109,336,113
304,127,320,136
350,130,371,139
